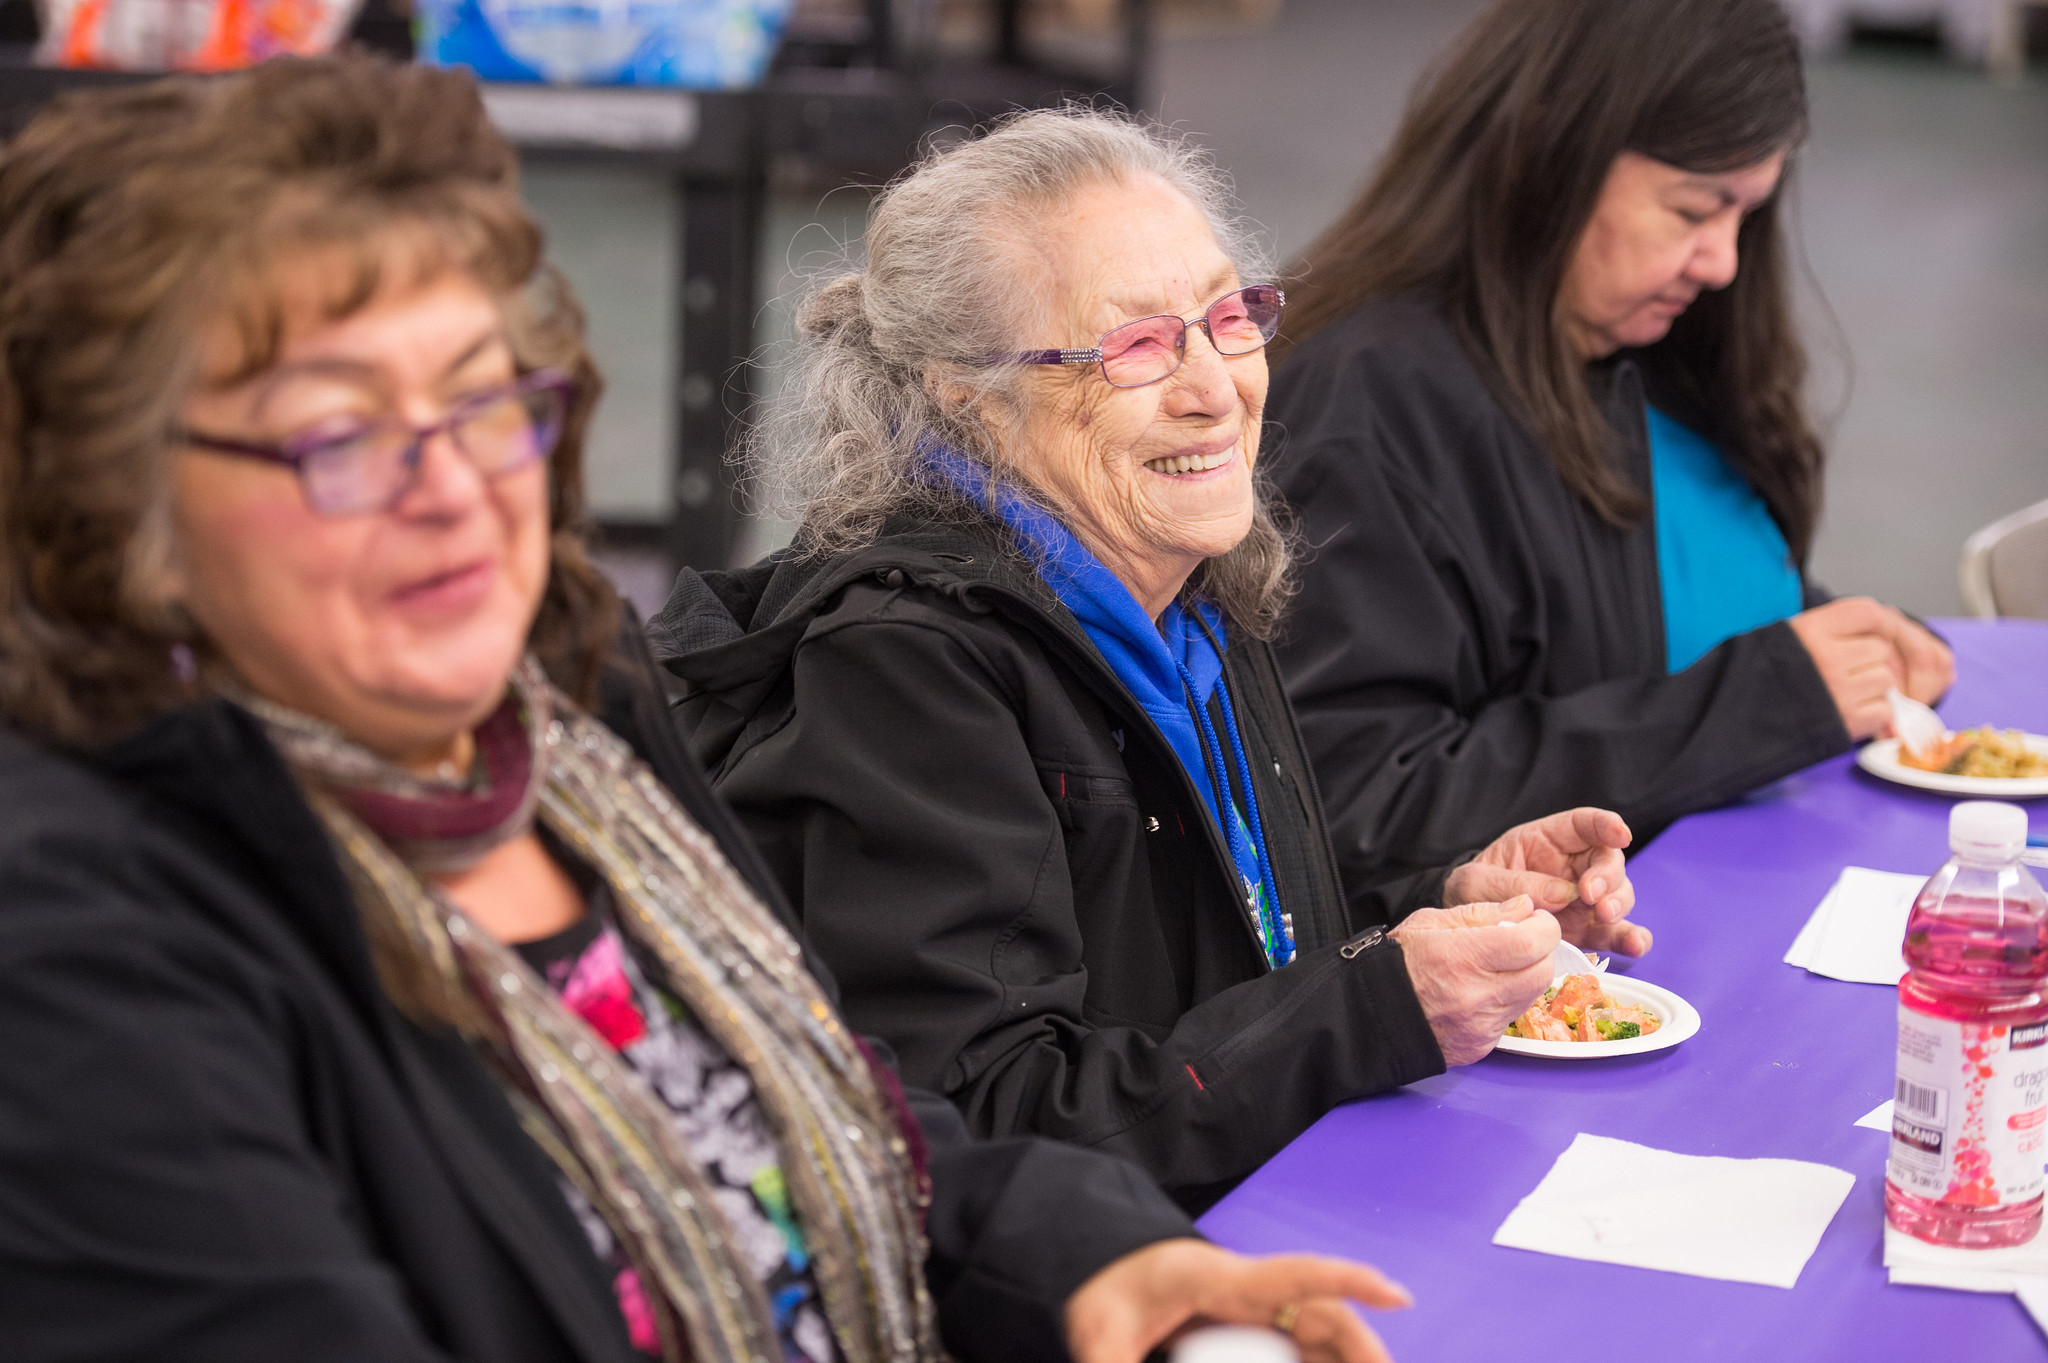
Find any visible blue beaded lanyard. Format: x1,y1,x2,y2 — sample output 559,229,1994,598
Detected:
1175,658,1294,967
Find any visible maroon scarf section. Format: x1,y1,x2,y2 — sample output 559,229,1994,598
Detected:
851,1034,932,1228
331,692,535,849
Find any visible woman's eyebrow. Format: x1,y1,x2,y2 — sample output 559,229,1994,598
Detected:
1100,268,1245,321
246,356,385,420
439,328,511,379
245,328,509,418
1667,180,1745,211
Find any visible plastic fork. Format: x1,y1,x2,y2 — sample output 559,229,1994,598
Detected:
1552,939,1606,979
1887,686,1947,759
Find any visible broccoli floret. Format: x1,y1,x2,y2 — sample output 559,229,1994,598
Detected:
1594,1018,1641,1041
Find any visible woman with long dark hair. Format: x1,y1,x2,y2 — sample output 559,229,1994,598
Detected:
1265,0,1952,906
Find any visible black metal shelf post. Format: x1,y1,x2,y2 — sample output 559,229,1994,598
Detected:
674,172,759,571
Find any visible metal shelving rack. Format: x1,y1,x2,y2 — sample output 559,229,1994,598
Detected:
0,0,1154,573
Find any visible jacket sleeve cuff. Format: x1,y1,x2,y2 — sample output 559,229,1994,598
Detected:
1344,930,1446,1084
915,1091,1196,1363
1755,620,1854,757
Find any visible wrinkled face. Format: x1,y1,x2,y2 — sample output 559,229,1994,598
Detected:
1558,149,1786,360
995,175,1265,616
167,267,552,766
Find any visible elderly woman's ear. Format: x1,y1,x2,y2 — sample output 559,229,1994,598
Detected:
921,365,980,415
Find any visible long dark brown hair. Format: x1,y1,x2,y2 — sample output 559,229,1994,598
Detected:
1277,0,1824,559
0,56,620,747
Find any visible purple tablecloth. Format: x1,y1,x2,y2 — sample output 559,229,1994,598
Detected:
1199,618,2048,1360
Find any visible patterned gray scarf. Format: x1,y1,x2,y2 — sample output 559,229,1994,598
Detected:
243,658,944,1363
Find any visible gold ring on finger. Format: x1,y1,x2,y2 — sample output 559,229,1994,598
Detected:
1273,1301,1302,1335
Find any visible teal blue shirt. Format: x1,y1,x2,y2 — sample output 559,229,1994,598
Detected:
1647,404,1804,673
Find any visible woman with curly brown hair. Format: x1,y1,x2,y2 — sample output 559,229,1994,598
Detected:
0,57,1412,1363
1265,0,1954,911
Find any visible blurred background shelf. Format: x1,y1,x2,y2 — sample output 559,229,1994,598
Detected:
0,0,2040,624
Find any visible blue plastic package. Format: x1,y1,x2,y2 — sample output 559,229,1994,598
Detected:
417,0,793,88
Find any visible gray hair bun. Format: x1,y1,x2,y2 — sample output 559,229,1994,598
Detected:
795,272,870,345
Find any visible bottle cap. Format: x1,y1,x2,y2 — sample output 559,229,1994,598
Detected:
1949,801,2028,859
1169,1326,1300,1363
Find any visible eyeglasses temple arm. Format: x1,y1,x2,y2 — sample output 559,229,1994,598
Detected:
993,349,1105,367
173,430,303,468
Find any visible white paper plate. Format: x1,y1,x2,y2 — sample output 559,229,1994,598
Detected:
1493,973,1701,1060
1856,735,2048,800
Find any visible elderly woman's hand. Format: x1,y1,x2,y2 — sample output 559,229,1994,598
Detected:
1442,808,1647,958
1065,1238,1410,1363
1390,897,1558,1065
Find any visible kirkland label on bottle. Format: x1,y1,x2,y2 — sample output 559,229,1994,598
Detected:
1889,1007,2048,1207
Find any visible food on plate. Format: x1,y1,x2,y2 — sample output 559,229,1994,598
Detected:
1898,725,2048,779
1505,973,1661,1043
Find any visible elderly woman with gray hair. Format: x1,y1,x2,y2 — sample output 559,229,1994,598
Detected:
655,109,1649,1208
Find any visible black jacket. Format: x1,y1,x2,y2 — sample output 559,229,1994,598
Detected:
651,512,1446,1211
0,628,1195,1363
1265,293,1850,907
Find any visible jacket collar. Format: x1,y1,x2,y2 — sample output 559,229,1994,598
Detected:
655,510,1059,674
650,511,1056,727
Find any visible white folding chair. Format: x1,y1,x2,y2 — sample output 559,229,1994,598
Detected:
1960,496,2048,618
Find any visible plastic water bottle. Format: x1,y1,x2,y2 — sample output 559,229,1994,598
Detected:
1886,801,2048,1248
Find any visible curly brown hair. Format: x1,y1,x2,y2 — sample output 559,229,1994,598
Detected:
0,55,620,747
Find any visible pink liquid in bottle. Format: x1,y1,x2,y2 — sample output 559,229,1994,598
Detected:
1886,801,2048,1248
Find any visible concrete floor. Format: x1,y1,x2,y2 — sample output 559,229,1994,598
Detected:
543,0,2048,620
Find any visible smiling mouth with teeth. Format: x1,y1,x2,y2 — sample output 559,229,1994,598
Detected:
1143,445,1236,476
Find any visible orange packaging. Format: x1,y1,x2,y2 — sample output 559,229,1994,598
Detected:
37,0,357,71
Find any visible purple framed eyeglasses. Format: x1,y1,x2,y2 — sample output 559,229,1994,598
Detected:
992,284,1285,389
174,368,574,518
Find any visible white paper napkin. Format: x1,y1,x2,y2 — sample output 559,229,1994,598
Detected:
2018,1279,2048,1339
1783,882,1834,968
1860,1109,2048,1319
1883,1223,2048,1292
1783,868,1926,984
1492,1134,1856,1289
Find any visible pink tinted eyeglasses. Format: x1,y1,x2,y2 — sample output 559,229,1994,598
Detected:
989,284,1285,389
